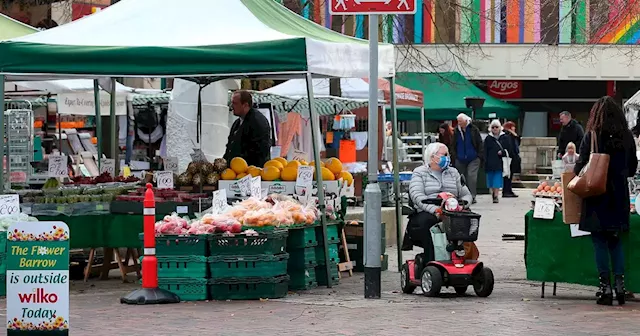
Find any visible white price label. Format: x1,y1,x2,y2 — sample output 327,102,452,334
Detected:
270,146,282,159
0,194,20,216
250,176,262,198
163,157,179,173
237,174,252,197
100,158,115,175
190,148,208,162
296,166,314,187
288,149,308,162
48,155,68,177
533,198,555,220
156,171,174,189
211,189,228,214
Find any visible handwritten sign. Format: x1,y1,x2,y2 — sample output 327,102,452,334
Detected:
250,176,262,198
288,149,308,162
163,157,179,173
100,158,115,176
0,194,20,216
533,198,555,220
211,189,228,214
48,155,68,177
237,174,252,197
156,171,174,190
296,166,314,187
190,148,207,162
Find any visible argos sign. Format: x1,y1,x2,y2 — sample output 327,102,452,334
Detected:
487,80,522,99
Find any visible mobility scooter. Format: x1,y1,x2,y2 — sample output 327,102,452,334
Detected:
400,193,494,297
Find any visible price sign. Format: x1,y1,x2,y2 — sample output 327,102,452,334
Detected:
100,158,115,175
237,174,252,197
0,194,20,216
250,176,262,198
156,171,174,189
533,198,555,220
211,189,228,214
48,155,68,177
296,166,314,187
163,157,179,173
270,146,282,159
288,149,308,162
190,148,208,162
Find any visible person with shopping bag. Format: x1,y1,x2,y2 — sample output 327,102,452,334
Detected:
483,120,507,203
501,121,520,197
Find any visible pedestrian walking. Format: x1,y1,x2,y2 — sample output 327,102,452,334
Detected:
451,113,483,204
573,96,637,306
501,121,520,197
557,111,584,158
437,123,454,163
484,120,505,203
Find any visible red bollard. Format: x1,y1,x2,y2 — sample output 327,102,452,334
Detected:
121,183,180,305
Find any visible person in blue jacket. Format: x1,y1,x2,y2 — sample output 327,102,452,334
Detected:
451,113,484,204
483,120,505,203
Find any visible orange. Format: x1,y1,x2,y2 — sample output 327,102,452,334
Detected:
314,167,335,181
264,160,284,171
281,166,298,181
339,171,353,186
261,166,281,181
287,160,301,168
274,157,288,167
299,160,309,166
310,160,325,168
247,167,262,177
236,172,248,180
221,168,237,180
325,157,343,175
230,157,248,174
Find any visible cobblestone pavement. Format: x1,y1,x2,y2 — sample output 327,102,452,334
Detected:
2,190,640,336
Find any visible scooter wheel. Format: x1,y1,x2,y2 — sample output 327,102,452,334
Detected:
420,266,442,297
401,263,417,294
473,267,495,297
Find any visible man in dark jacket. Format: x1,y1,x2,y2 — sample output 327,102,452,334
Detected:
557,111,584,157
224,91,271,167
451,113,484,203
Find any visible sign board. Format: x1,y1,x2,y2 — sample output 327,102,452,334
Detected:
48,155,68,177
288,149,309,162
533,198,555,220
296,166,314,187
329,0,417,14
57,91,126,116
163,157,179,173
0,195,20,216
155,171,174,190
190,149,207,162
250,176,262,198
99,158,115,176
7,222,70,334
237,174,252,197
487,80,522,99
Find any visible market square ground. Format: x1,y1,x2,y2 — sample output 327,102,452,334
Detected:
2,191,639,336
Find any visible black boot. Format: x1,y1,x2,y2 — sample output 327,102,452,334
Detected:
614,275,626,305
597,274,613,306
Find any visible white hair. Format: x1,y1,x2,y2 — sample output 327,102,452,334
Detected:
425,142,447,160
490,119,502,129
457,113,472,122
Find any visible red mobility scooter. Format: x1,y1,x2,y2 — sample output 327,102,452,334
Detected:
400,193,494,297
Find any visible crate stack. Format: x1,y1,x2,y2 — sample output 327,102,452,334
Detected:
314,223,340,286
208,230,290,300
154,234,210,301
286,226,319,290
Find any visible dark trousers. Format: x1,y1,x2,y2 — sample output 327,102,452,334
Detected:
591,232,625,277
503,174,514,195
406,211,440,263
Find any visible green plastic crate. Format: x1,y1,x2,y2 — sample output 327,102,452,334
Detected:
315,263,339,286
209,275,289,300
287,226,317,248
157,277,208,301
0,274,5,296
209,253,288,279
287,247,317,270
146,234,209,257
315,243,339,265
209,230,287,256
316,223,340,245
288,267,317,290
154,255,208,278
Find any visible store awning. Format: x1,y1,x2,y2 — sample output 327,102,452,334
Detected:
0,14,37,40
396,72,521,121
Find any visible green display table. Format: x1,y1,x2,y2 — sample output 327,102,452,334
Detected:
525,210,640,293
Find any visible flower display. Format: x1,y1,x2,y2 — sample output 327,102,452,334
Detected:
8,226,69,241
7,315,69,330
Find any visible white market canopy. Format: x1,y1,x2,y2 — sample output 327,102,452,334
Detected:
0,0,395,79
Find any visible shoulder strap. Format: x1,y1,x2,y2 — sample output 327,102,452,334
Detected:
591,131,599,154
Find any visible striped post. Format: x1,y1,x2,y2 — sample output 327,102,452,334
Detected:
141,183,158,289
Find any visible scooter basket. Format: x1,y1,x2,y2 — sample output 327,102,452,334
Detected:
441,210,480,242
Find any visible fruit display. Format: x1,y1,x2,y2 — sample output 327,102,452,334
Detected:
116,187,206,203
532,180,563,198
175,159,225,189
70,172,139,185
23,184,135,204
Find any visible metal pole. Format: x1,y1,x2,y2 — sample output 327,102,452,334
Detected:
365,13,382,299
421,106,426,162
93,80,102,170
0,75,4,191
304,73,332,288
110,78,119,175
389,77,402,272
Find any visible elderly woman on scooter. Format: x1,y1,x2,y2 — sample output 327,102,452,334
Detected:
402,142,473,263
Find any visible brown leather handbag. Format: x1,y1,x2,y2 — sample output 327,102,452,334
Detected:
567,131,609,198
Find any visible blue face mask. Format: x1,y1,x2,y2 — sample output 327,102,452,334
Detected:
438,155,451,170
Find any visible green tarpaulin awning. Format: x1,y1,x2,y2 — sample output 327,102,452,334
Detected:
396,72,520,121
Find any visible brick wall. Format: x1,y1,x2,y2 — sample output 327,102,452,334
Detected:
520,137,557,174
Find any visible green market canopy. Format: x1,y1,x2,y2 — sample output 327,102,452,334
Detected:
0,0,395,79
396,72,520,120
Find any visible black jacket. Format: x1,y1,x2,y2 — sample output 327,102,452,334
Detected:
557,119,584,156
574,131,637,233
500,132,521,174
451,124,484,164
223,108,271,167
483,134,505,172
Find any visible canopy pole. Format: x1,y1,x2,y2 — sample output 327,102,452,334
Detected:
0,74,4,191
421,107,426,162
110,78,119,175
304,72,332,289
364,13,382,299
389,77,402,273
93,80,102,170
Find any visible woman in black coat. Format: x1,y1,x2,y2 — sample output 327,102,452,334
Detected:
574,96,637,306
500,121,521,197
483,120,505,203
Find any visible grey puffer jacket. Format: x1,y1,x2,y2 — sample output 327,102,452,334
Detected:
409,165,473,215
